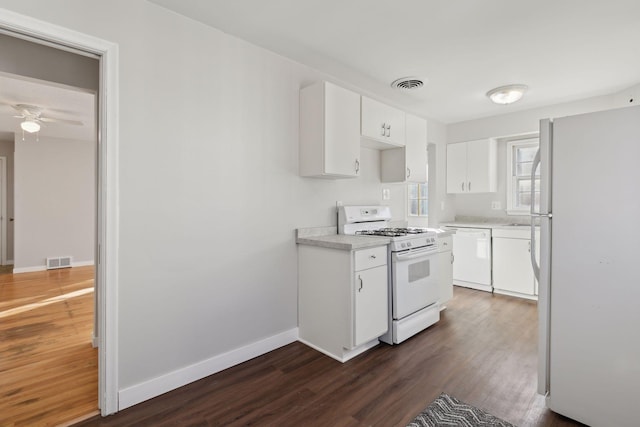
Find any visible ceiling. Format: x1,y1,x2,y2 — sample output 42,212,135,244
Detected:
149,0,640,123
0,73,96,142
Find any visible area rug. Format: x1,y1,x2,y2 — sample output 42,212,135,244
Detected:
407,393,516,427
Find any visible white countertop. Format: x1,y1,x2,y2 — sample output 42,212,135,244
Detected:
440,221,537,230
296,227,390,250
295,226,452,250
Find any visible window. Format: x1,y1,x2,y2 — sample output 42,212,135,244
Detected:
408,183,428,217
506,138,539,214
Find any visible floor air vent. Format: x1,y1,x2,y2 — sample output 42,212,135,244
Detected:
47,256,73,270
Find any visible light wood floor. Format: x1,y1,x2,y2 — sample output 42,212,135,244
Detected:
0,266,98,426
76,286,583,426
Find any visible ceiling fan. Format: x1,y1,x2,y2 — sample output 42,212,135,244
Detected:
12,104,83,133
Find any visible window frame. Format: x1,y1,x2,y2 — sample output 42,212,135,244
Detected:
506,138,540,215
407,182,428,218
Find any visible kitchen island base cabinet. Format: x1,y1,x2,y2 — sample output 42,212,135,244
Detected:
298,244,388,362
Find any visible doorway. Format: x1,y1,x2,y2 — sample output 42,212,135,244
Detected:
0,9,119,419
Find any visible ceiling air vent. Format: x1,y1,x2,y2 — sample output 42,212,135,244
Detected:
391,77,426,91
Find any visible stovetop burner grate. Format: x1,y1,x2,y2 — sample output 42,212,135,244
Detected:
355,227,429,237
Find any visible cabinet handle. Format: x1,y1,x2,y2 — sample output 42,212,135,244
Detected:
528,241,531,253
381,123,386,136
355,159,360,173
369,255,376,259
386,124,391,137
451,253,454,264
358,275,363,292
468,181,471,192
407,168,411,179
461,182,465,191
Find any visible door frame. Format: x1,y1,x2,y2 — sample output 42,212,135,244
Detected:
0,156,6,265
0,8,120,416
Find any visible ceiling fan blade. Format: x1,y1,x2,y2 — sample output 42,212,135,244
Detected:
40,117,83,126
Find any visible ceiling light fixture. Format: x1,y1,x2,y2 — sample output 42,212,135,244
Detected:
486,84,528,105
20,119,41,133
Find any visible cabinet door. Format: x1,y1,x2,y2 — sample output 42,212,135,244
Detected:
361,97,405,146
466,139,497,193
446,142,467,193
405,114,428,183
324,82,361,176
438,250,453,305
385,105,406,146
354,265,388,347
493,237,535,295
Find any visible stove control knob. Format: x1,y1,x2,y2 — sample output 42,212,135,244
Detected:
401,243,406,248
407,242,412,247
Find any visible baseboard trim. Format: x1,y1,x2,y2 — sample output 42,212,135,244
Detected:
12,260,95,274
73,260,95,268
493,289,538,301
453,281,492,293
118,327,299,411
13,265,46,273
297,337,379,363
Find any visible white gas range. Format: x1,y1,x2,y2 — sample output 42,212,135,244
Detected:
338,206,440,344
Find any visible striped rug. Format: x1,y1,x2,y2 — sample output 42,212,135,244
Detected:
408,393,515,427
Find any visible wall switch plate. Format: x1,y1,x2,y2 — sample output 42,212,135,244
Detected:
382,188,391,200
491,201,502,210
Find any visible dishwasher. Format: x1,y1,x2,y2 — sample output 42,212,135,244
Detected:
444,227,492,292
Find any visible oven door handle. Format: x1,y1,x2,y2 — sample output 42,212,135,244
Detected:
393,247,436,262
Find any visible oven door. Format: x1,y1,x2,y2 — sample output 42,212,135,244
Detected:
391,246,439,320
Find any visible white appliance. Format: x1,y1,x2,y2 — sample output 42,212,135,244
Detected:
338,206,440,344
533,106,640,427
443,226,492,292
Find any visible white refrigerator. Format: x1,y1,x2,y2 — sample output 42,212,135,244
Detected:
532,105,640,427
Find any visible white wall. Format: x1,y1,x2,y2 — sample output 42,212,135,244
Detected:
0,0,419,403
14,135,95,270
445,93,619,220
0,139,14,262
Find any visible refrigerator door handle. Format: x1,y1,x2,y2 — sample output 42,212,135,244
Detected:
530,149,541,281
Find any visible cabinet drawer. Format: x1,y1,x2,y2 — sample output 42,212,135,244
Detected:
437,235,452,252
355,246,387,271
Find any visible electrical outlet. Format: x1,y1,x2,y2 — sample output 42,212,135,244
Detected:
336,201,343,208
491,201,502,210
382,188,391,200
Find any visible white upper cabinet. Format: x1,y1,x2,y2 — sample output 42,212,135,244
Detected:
299,81,361,178
381,114,428,183
361,96,406,148
446,138,497,193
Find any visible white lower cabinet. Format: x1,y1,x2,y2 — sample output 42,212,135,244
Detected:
354,264,388,347
298,244,388,362
437,235,453,308
492,228,540,299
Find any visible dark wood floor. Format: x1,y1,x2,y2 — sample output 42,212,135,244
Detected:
76,287,583,427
